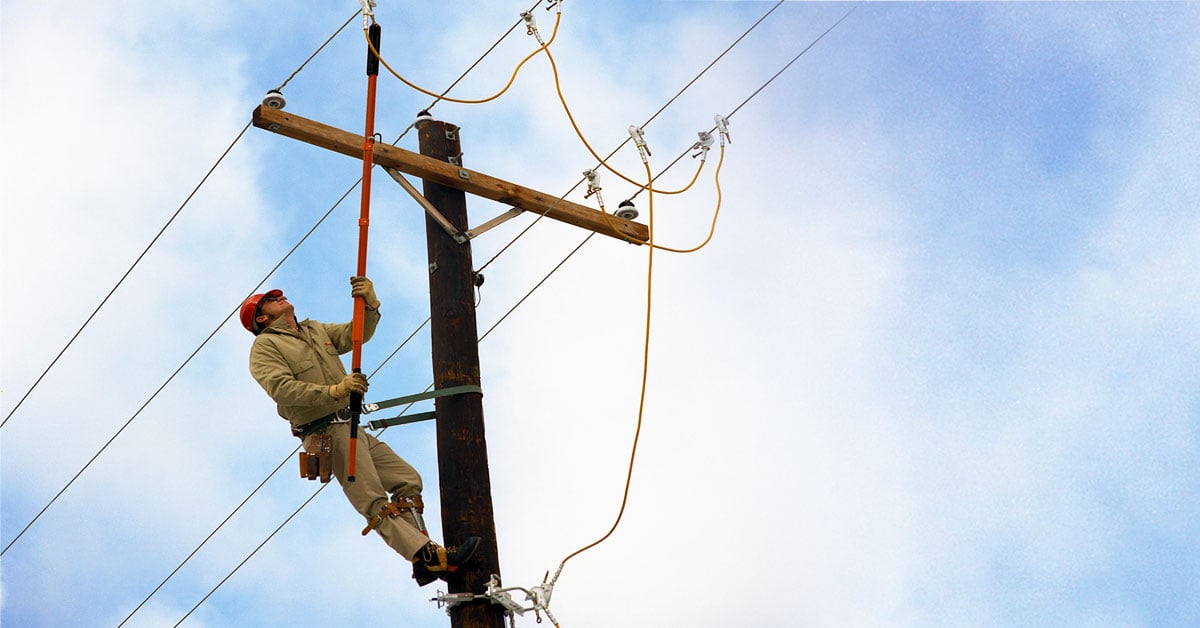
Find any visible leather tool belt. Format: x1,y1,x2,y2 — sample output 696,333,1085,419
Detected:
291,407,352,439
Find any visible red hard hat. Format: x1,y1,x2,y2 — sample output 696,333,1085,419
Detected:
240,289,282,335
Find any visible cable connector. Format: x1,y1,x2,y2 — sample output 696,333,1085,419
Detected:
521,11,545,45
628,125,652,162
692,130,714,159
714,114,732,145
546,0,564,11
527,577,558,627
359,0,377,28
582,168,604,207
432,574,560,627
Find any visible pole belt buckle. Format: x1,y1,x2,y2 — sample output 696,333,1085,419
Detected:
326,407,353,424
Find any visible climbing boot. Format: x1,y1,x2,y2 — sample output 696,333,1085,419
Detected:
411,537,481,587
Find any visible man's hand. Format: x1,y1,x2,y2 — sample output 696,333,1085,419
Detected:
329,372,369,399
351,276,380,310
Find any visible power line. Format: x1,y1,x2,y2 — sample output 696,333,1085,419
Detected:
0,11,361,430
116,443,300,628
116,317,430,627
3,6,470,557
273,11,361,93
643,1,785,135
546,0,864,587
33,0,856,619
166,401,443,627
479,0,786,272
365,1,545,150
173,483,332,628
1,182,359,557
423,0,544,111
113,7,552,622
1,124,248,429
727,1,863,121
367,1,553,105
155,2,800,619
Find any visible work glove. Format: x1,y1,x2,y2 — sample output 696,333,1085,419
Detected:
351,276,380,310
329,372,369,399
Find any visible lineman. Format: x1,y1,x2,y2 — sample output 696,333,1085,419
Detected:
241,277,479,586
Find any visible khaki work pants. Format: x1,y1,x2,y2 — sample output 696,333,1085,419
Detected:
304,424,429,560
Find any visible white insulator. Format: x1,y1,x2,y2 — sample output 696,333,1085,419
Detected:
262,90,286,109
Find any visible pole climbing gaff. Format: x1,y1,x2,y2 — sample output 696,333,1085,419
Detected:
349,21,381,483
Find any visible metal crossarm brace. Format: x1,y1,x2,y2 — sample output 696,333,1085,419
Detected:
465,207,524,240
388,168,526,244
386,167,466,243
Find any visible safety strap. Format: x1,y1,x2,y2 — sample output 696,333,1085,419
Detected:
366,410,437,431
363,385,482,431
364,385,482,412
362,496,424,536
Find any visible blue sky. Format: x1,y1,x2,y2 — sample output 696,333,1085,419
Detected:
3,1,1199,626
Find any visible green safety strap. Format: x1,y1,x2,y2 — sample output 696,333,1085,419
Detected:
363,385,482,429
366,411,437,430
369,384,482,411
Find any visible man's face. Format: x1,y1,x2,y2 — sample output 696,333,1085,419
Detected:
256,293,293,327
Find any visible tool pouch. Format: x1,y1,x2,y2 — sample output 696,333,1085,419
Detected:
299,434,333,483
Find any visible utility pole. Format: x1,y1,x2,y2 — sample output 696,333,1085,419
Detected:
418,118,505,628
251,104,648,625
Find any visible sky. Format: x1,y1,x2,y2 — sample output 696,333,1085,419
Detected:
2,1,1199,626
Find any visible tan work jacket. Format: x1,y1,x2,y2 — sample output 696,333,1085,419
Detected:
249,309,380,427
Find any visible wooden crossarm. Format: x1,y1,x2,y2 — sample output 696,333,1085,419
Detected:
252,105,648,244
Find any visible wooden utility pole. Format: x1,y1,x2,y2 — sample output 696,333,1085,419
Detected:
418,118,504,628
251,104,648,626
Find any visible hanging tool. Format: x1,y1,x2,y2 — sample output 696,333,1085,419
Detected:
349,21,382,482
299,434,334,482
